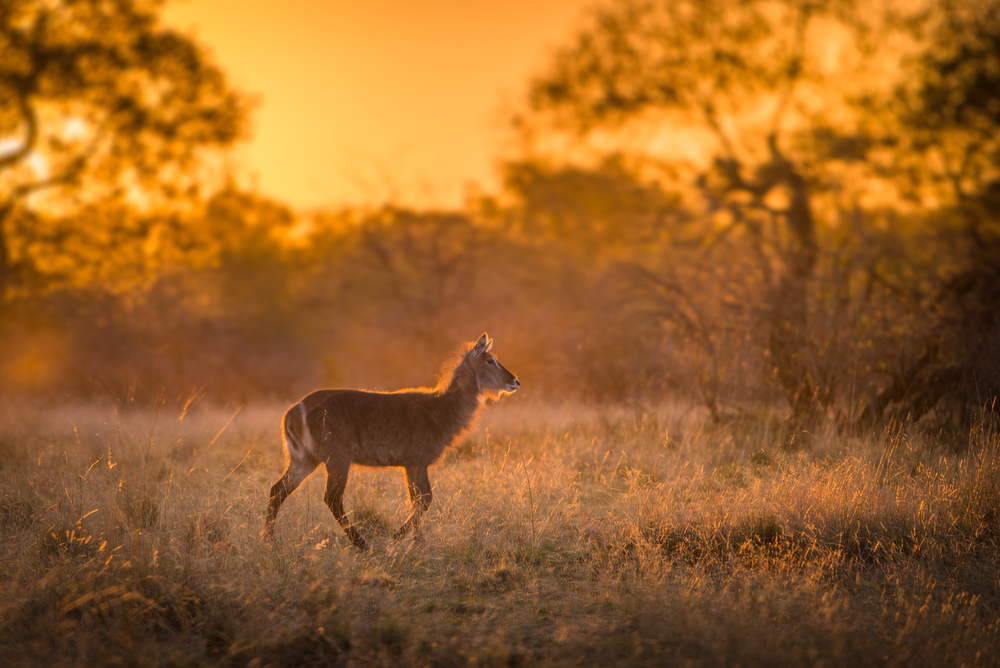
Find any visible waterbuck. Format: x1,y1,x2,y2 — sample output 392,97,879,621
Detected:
264,333,519,549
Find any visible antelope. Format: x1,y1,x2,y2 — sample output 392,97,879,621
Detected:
264,333,519,549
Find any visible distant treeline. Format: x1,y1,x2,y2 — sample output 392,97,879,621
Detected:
1,160,997,439
1,0,999,440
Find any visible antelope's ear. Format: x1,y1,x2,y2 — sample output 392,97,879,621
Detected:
472,333,489,356
484,337,493,353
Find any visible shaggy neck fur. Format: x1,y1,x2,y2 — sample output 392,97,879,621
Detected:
436,343,479,394
435,345,485,437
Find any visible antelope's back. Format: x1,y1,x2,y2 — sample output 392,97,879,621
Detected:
292,388,447,466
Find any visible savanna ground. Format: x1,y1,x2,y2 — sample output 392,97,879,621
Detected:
1,397,998,667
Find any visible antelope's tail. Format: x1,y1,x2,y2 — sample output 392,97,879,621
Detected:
281,402,310,464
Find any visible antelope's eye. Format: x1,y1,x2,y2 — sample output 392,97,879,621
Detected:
487,357,496,365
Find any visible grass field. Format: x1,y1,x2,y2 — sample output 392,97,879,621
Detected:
0,397,998,666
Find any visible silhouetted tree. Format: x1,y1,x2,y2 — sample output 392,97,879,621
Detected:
858,0,1000,430
523,0,1000,430
0,0,247,305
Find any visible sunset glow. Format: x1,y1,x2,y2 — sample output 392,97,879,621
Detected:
2,0,999,664
163,0,594,210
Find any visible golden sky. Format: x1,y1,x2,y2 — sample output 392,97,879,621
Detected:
163,0,594,211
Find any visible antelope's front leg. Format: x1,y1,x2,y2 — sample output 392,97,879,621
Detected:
392,466,432,543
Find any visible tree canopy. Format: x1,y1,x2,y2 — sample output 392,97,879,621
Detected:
0,0,248,303
522,0,1000,431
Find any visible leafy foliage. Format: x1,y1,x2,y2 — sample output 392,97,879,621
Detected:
0,0,247,302
520,0,1000,430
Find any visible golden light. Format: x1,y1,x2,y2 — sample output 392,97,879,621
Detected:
163,0,595,210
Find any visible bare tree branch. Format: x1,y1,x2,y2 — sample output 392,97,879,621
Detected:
0,89,39,172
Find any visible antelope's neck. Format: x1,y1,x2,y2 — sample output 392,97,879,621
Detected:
442,374,481,426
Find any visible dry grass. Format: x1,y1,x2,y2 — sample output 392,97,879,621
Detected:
0,398,998,666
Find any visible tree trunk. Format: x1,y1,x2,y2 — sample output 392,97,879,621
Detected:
767,168,819,433
0,203,11,307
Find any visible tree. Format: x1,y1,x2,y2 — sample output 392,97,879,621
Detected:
502,155,679,259
0,0,247,304
857,0,1000,429
342,209,485,349
523,0,1000,429
499,156,740,407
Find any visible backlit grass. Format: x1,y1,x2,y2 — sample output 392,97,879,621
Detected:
0,399,997,666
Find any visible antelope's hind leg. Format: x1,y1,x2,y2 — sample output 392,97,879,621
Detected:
392,466,432,543
264,456,318,541
324,461,368,550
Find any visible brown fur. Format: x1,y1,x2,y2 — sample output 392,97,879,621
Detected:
264,333,519,549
